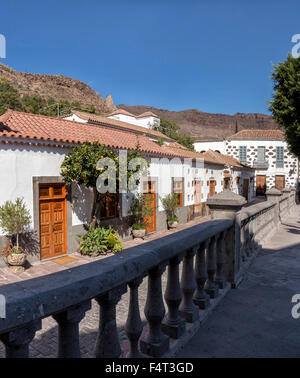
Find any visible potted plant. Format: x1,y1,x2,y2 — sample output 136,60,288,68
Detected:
129,193,153,239
160,193,179,229
0,198,31,268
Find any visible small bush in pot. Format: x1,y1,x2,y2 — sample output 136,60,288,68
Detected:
129,194,153,239
0,198,30,267
160,193,179,229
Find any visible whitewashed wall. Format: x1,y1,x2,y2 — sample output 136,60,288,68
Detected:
226,139,298,189
108,114,160,130
0,142,95,236
194,140,226,154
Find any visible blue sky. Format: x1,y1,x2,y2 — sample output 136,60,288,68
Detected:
0,0,299,114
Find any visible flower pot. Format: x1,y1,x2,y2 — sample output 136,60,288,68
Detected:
7,253,26,266
132,229,146,239
168,220,178,229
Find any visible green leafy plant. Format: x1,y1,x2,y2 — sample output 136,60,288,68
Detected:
129,193,153,228
78,225,123,256
160,193,179,224
0,197,31,250
61,141,148,229
269,53,300,156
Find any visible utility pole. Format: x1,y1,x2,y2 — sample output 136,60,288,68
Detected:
43,102,61,117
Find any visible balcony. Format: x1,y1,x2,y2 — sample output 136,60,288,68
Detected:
252,159,269,169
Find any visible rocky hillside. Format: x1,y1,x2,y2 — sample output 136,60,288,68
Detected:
118,105,281,140
0,63,116,113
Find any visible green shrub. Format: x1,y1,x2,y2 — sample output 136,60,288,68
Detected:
132,223,146,230
78,225,123,256
160,193,178,220
167,216,179,224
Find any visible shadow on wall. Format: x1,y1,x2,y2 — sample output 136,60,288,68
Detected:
71,183,93,225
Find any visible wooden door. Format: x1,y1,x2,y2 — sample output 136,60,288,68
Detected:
243,179,249,201
256,175,266,196
194,180,202,216
39,184,67,260
143,180,156,234
275,175,285,190
209,180,216,197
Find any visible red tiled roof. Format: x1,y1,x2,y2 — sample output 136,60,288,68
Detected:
167,142,224,166
136,111,158,118
203,150,249,168
108,109,136,117
71,110,171,141
229,129,284,140
0,110,177,156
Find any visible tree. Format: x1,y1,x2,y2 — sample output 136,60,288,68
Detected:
0,198,31,248
0,79,23,115
154,118,195,151
269,53,300,156
61,140,148,229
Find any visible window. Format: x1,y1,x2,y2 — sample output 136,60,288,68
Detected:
276,147,284,168
224,178,231,189
99,193,118,220
172,178,183,207
239,146,247,162
257,146,266,162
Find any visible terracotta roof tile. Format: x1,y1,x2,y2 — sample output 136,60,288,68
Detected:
0,110,177,156
229,129,284,140
136,111,158,118
71,110,171,141
108,109,136,117
203,150,249,168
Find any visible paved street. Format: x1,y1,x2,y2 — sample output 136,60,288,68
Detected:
176,207,300,358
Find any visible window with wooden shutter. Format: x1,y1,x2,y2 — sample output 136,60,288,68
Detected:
257,146,265,162
276,147,284,168
99,193,119,220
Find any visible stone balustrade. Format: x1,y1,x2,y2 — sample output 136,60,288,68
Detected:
0,187,296,358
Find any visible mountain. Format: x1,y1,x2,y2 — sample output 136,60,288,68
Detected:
0,63,116,113
0,63,280,139
118,105,281,140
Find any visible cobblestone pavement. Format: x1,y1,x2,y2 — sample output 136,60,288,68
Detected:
0,216,209,358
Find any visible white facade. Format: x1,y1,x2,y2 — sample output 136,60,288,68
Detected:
225,138,298,190
108,113,160,130
194,140,226,154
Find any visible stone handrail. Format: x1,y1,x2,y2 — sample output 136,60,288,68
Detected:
0,218,233,358
0,188,296,358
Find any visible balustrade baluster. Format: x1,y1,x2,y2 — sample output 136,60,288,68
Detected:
162,255,186,338
215,232,226,289
125,276,144,358
205,236,219,298
179,247,199,322
140,264,169,357
0,320,41,358
94,285,127,358
53,300,91,358
193,240,210,309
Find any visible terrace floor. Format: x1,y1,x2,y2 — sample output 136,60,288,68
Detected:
0,215,211,286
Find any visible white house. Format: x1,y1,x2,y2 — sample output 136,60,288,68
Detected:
0,109,254,264
194,138,226,154
107,109,160,130
194,129,299,194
